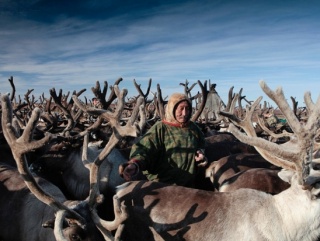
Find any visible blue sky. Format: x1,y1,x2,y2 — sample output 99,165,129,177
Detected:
0,0,320,106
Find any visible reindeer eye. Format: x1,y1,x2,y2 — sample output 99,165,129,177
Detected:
70,234,81,241
312,163,320,170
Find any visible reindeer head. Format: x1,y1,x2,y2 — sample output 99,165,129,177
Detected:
219,81,320,192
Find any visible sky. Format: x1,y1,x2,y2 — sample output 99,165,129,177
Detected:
0,0,320,107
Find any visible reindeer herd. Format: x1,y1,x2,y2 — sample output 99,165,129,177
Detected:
0,77,320,241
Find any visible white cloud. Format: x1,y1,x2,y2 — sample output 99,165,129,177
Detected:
0,1,320,105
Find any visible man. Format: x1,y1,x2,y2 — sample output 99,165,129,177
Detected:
119,93,207,188
263,112,279,128
92,97,101,108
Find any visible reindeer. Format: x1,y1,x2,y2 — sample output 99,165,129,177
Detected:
0,85,144,241
110,81,320,241
205,153,280,191
218,167,290,194
0,162,107,241
28,81,137,201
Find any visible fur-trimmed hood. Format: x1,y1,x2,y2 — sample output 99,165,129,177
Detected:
164,93,192,125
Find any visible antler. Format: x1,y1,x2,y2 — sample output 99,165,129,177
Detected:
220,81,320,183
191,80,208,122
133,78,152,100
73,85,145,234
91,78,123,110
49,88,85,135
153,83,167,120
1,94,84,221
8,76,16,102
180,79,197,98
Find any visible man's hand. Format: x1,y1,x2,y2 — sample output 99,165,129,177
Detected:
195,150,208,167
119,161,140,181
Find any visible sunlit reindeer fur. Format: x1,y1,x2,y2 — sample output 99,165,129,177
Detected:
112,81,320,241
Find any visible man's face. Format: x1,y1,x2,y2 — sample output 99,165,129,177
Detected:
175,100,190,123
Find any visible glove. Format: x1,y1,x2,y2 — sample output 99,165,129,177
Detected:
119,159,140,181
195,149,208,167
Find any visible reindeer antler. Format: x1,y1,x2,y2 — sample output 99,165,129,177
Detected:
1,94,84,222
220,81,320,184
191,80,208,122
133,78,152,100
73,85,145,235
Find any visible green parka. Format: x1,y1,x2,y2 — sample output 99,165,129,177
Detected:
129,93,206,187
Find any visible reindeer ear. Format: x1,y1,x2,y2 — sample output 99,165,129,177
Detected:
278,169,295,183
42,219,55,229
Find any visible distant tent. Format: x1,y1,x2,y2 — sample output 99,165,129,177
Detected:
200,83,226,120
